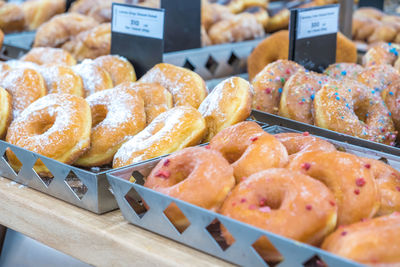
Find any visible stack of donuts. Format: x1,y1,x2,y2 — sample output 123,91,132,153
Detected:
143,121,400,265
247,37,400,145
0,47,254,176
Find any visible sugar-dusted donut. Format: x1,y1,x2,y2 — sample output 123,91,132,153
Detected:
6,94,91,177
358,64,400,93
361,158,400,216
0,62,10,79
113,106,206,168
72,59,113,97
20,47,77,66
93,55,136,85
201,3,233,31
288,151,380,225
279,70,331,124
140,63,207,108
265,9,290,33
210,121,288,182
274,132,336,161
322,213,400,266
220,168,337,262
314,80,397,145
382,79,400,131
362,42,400,67
115,82,173,124
0,68,47,118
242,6,269,28
0,87,12,139
39,65,84,97
324,63,364,81
75,87,146,167
198,77,253,141
145,146,235,232
251,59,304,113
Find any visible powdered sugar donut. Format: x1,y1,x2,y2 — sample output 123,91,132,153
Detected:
39,65,84,96
93,55,136,85
20,47,77,66
75,87,146,167
6,94,91,176
0,87,12,139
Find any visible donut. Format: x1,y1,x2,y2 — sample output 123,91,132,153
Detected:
6,94,91,177
265,9,290,33
39,65,84,97
139,63,207,108
251,59,304,113
201,3,233,31
358,64,400,93
21,0,65,30
208,13,264,45
361,158,400,216
198,77,253,141
322,213,400,266
33,13,99,48
93,55,136,85
75,87,146,167
274,132,336,161
0,68,47,118
362,42,400,67
241,6,269,28
201,26,212,47
352,16,379,41
220,168,337,262
324,63,365,81
112,106,206,168
144,146,235,232
247,31,357,80
20,47,77,66
368,24,397,44
0,87,12,139
0,3,25,33
288,151,380,225
354,7,384,20
382,79,400,131
209,121,289,182
314,80,397,145
0,29,3,49
72,59,113,97
0,62,10,78
279,70,330,124
211,0,268,13
115,82,173,124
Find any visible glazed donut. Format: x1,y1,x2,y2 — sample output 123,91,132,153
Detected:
36,65,84,97
21,0,65,30
274,133,336,161
20,47,77,66
140,63,207,108
352,16,379,42
115,82,173,124
265,8,290,33
144,146,235,232
33,13,99,48
6,94,91,177
75,87,146,167
201,3,233,31
324,63,364,81
279,70,330,124
0,3,25,33
361,158,400,216
208,13,264,45
362,42,400,67
242,6,269,28
251,59,304,113
93,55,136,85
62,23,111,61
336,32,358,64
322,213,400,266
209,121,289,182
358,64,400,93
354,7,384,20
72,59,113,97
382,79,400,131
0,68,47,118
314,80,396,145
198,77,253,141
0,87,12,139
288,151,380,225
368,24,397,44
113,106,206,168
220,168,337,262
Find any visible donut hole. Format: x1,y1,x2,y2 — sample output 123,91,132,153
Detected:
35,115,56,135
91,104,108,127
219,147,247,164
354,104,369,123
167,162,195,186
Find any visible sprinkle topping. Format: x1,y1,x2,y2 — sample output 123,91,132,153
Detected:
163,159,170,166
301,162,311,171
329,200,336,206
259,197,267,206
303,131,309,136
341,231,347,236
364,163,371,169
355,178,366,187
240,198,247,203
250,137,258,142
354,189,360,195
306,204,312,211
155,170,170,179
205,145,211,149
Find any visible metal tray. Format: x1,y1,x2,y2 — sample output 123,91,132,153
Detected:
251,109,400,157
106,124,400,266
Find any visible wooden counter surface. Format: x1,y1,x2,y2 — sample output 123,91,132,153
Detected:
0,177,232,267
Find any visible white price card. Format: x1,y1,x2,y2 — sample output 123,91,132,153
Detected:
296,6,339,40
112,4,165,40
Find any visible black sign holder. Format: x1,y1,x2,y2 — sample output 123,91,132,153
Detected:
161,0,201,53
358,0,384,10
111,3,164,78
289,4,339,73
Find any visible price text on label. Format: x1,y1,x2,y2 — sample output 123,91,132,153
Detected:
112,5,164,39
296,6,339,39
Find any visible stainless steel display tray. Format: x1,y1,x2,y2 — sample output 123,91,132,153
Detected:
106,124,397,267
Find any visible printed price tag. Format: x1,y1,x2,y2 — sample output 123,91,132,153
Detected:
111,3,165,78
112,4,164,39
297,6,339,39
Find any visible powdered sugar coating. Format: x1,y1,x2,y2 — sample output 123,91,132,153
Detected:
93,55,136,85
39,65,84,96
21,47,77,66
